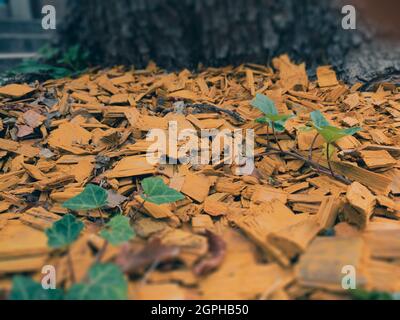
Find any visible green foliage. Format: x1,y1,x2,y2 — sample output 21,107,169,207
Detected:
57,45,90,71
141,177,185,205
66,263,128,300
100,215,135,246
6,60,72,79
46,214,84,249
351,289,394,300
251,93,294,132
62,184,108,211
3,44,90,80
310,110,361,144
9,276,63,300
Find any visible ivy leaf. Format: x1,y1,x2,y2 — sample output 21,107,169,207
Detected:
310,110,361,143
141,177,185,205
66,263,128,300
251,93,278,116
45,214,84,249
9,276,63,300
100,215,135,246
62,184,108,211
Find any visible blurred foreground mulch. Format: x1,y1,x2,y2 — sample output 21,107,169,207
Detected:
0,55,399,300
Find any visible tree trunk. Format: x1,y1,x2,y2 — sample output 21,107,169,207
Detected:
60,0,400,86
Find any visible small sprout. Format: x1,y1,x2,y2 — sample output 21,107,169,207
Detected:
9,276,63,300
66,263,128,300
100,215,135,246
310,110,361,144
46,214,84,249
141,177,185,205
310,110,361,177
251,93,295,133
62,184,108,211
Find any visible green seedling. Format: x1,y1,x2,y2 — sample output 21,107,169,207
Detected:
310,110,361,176
251,93,295,151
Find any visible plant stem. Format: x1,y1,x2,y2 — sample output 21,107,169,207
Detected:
271,122,283,152
308,133,319,162
67,248,76,284
326,143,335,178
131,199,146,220
266,124,271,147
95,240,109,263
262,147,351,185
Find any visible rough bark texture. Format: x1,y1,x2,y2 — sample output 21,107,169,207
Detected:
60,0,400,85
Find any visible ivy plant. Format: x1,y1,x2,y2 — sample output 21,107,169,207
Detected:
45,214,84,283
141,177,185,205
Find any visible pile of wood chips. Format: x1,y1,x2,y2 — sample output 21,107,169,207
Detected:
0,54,400,300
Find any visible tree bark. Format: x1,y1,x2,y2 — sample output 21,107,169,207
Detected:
60,0,400,85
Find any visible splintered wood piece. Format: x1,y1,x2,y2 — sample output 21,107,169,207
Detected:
268,218,321,259
20,207,61,230
360,150,397,170
0,220,48,258
330,161,392,195
345,182,376,229
192,215,214,233
0,84,35,98
159,229,208,266
200,262,294,300
105,156,157,178
316,196,344,231
296,237,369,291
180,173,211,203
316,66,339,88
229,199,306,266
134,196,173,219
364,229,400,260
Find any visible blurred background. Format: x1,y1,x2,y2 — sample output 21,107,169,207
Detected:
0,0,66,71
0,0,398,86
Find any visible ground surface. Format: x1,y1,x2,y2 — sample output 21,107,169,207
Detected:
0,56,399,300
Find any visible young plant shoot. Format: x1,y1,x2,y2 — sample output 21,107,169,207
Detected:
251,93,295,151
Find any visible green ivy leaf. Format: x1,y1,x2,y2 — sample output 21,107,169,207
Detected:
100,215,135,246
142,177,185,205
46,214,84,249
251,93,278,116
310,110,361,143
9,276,63,300
66,263,128,300
62,184,108,211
